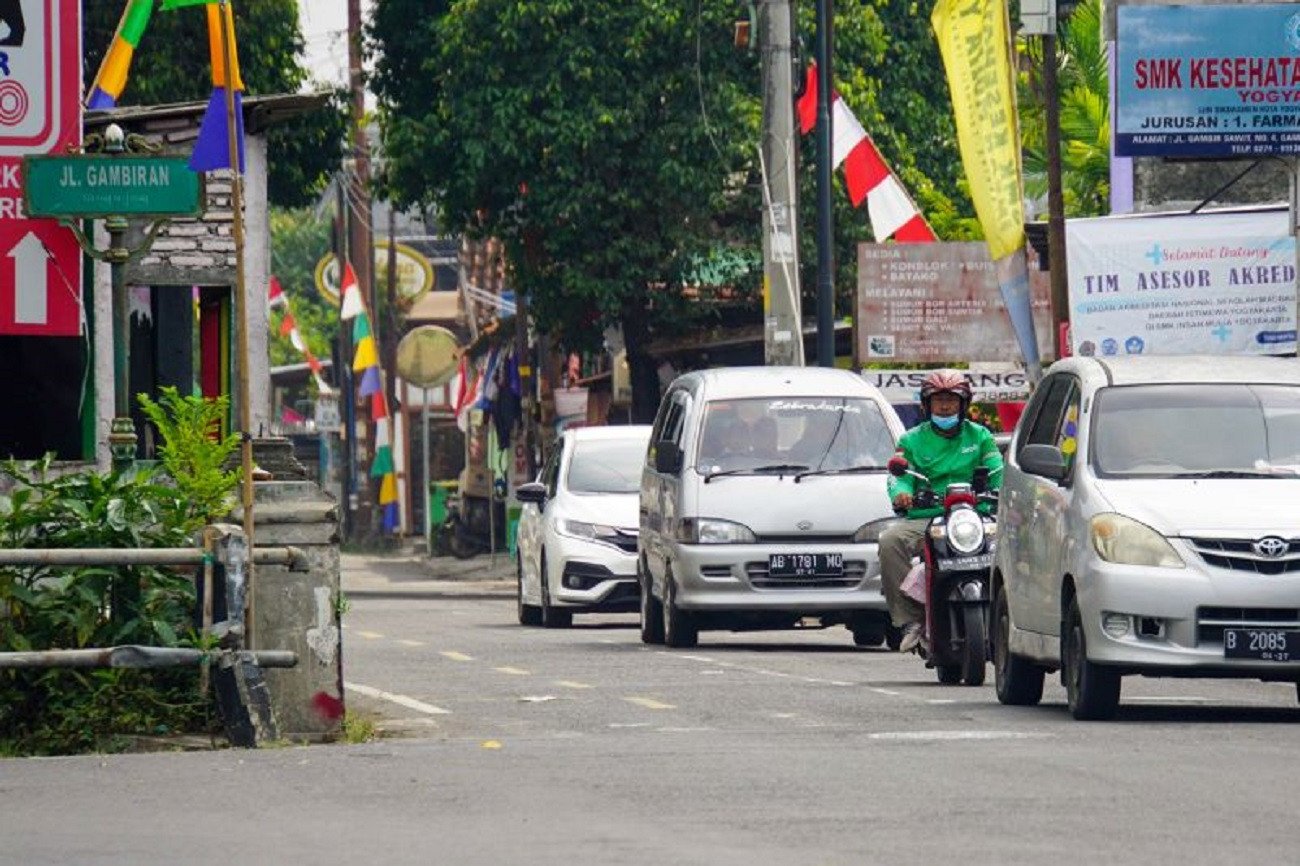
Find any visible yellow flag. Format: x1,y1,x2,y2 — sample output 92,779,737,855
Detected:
932,0,1025,261
352,336,378,372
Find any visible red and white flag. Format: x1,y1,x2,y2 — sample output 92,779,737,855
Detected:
339,262,365,320
797,64,937,244
268,275,287,308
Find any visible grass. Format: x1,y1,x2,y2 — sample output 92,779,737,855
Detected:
342,713,378,744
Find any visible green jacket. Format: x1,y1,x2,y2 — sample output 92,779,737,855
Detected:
887,420,1003,519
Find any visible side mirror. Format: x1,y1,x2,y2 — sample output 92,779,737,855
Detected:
887,455,909,478
1019,444,1067,481
654,442,683,475
972,465,989,494
515,481,547,505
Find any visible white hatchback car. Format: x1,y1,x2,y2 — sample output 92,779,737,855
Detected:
515,425,653,627
994,355,1300,719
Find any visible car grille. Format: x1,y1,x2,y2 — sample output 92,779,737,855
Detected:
744,560,868,590
755,533,857,545
1186,537,1300,575
1196,606,1300,645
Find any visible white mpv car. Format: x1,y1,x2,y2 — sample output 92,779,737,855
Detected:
994,355,1300,719
515,425,652,627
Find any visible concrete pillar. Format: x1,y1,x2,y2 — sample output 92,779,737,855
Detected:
241,440,343,741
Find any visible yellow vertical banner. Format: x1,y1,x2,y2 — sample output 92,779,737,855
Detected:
932,0,1042,375
932,0,1023,258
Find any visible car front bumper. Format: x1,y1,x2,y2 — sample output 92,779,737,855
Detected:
1077,556,1300,678
670,542,886,613
549,533,638,611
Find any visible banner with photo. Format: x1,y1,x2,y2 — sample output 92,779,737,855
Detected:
1065,208,1295,357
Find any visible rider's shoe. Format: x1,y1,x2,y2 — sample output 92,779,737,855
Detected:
899,622,924,653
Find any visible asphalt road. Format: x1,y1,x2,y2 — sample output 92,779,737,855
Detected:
5,555,1300,865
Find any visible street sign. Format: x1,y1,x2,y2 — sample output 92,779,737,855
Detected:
0,0,80,337
23,155,204,219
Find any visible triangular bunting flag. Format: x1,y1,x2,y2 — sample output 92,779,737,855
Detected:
352,311,371,342
371,391,389,422
375,417,391,448
370,446,394,478
339,263,364,320
279,313,295,337
352,336,378,371
268,275,286,307
381,501,401,534
378,473,399,505
358,365,382,397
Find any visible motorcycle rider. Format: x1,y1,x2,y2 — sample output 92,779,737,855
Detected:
880,370,1003,653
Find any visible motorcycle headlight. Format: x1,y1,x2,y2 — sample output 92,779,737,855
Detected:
1090,513,1184,568
678,518,757,544
557,518,621,544
853,517,899,544
945,510,985,554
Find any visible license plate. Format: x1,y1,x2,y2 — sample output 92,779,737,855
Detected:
1223,628,1299,662
768,552,844,578
936,553,994,572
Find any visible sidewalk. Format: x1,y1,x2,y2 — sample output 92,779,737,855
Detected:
341,547,516,600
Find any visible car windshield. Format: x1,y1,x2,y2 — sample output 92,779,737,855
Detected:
694,397,895,474
1091,384,1300,478
566,438,648,494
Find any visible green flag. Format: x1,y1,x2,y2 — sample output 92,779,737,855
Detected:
160,0,215,10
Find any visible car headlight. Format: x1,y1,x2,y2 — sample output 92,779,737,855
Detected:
1090,513,1184,568
853,517,898,544
557,518,622,545
678,518,757,544
945,510,985,554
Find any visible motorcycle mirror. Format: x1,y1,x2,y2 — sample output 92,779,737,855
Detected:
887,455,909,478
972,465,989,493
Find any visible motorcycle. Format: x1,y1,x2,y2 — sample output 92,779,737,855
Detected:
887,456,999,686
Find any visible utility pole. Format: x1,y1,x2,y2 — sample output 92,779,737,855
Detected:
1043,32,1070,356
813,0,835,367
348,0,375,537
335,176,355,541
758,0,803,367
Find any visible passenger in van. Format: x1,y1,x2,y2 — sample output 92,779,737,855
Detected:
879,370,1002,653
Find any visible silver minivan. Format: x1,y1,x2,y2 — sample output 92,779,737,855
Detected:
994,355,1300,720
638,366,905,648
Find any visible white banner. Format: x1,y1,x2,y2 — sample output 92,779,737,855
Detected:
1066,208,1296,356
861,368,1031,404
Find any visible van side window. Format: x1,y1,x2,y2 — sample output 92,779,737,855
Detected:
1020,375,1077,457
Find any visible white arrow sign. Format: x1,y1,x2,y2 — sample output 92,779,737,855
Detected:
10,230,48,324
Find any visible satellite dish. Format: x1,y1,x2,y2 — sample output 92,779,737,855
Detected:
396,325,461,388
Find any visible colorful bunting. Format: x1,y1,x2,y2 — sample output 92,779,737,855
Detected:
339,263,364,321
358,365,382,397
181,3,246,172
267,277,330,394
353,336,378,372
86,0,155,109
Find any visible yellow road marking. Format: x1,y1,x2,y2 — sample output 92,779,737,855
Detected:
624,696,676,710
355,630,384,640
440,651,474,662
555,680,593,690
494,666,530,676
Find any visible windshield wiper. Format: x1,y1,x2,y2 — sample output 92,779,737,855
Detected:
703,463,809,483
1173,469,1290,479
794,464,887,482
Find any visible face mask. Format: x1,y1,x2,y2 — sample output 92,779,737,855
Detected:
931,413,960,431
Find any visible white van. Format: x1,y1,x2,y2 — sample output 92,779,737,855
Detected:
638,366,905,648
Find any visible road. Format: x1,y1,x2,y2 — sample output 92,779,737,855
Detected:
5,554,1299,865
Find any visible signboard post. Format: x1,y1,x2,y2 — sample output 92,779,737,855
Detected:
0,0,81,338
22,133,206,468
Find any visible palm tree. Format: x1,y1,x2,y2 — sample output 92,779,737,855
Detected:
1019,0,1110,217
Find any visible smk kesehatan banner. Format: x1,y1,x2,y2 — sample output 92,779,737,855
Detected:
931,0,1023,261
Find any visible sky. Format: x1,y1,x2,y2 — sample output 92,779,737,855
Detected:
297,0,369,90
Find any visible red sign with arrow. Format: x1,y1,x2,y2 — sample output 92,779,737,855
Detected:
0,0,80,337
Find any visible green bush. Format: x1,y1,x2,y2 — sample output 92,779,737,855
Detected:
137,386,241,532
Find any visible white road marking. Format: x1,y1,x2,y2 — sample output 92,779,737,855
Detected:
870,730,1051,742
495,666,530,676
871,688,902,696
440,651,474,662
609,722,652,729
354,630,384,640
396,639,425,647
344,681,451,715
624,696,676,710
555,680,593,689
519,695,557,703
1127,696,1211,704
656,726,715,733
928,699,958,705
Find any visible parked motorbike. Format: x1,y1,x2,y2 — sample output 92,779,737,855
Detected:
887,456,999,686
434,488,508,559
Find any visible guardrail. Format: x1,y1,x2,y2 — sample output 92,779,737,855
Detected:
0,524,303,746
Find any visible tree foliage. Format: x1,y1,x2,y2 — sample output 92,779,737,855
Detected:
269,207,337,371
83,0,347,207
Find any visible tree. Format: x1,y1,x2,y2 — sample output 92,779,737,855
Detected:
268,208,336,370
1018,0,1110,217
83,0,346,207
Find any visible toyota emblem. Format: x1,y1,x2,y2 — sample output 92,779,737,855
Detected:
1252,536,1289,559
796,520,813,531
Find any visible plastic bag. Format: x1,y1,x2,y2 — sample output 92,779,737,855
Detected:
900,558,927,605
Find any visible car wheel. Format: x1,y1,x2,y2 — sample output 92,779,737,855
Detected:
539,554,572,629
639,563,664,645
516,558,542,626
960,604,987,686
662,570,698,649
992,587,1043,706
935,664,962,685
1063,597,1121,721
850,618,886,648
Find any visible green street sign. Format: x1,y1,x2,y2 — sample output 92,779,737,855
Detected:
22,155,204,219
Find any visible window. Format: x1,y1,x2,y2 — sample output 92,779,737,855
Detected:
695,397,895,472
1020,375,1076,453
566,438,647,494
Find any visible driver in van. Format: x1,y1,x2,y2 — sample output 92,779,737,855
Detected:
879,370,1003,653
